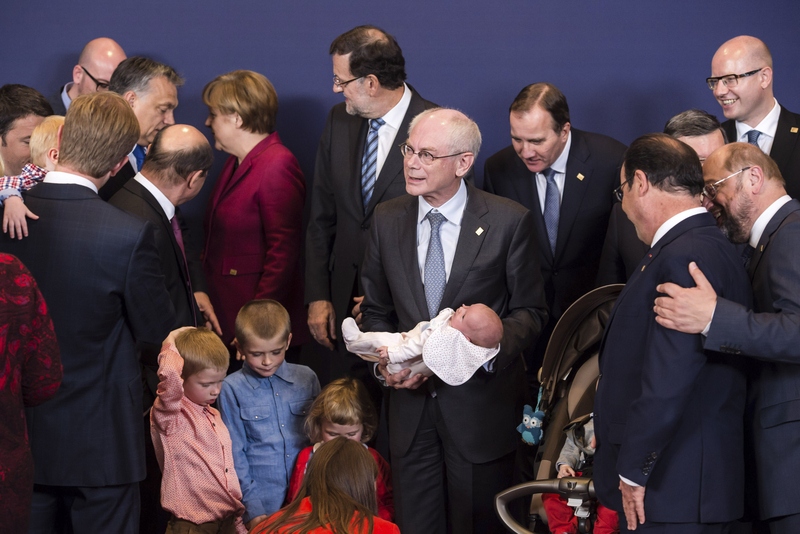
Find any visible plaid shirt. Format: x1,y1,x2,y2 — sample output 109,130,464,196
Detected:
0,163,47,203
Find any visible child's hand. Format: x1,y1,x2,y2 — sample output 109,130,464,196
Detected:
246,515,267,530
163,326,194,347
378,346,389,359
3,196,39,239
557,464,576,478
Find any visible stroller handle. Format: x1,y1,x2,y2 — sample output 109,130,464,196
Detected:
494,477,596,534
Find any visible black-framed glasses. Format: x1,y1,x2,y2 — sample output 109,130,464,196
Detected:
333,75,362,88
400,143,468,165
706,68,765,90
80,66,110,91
702,167,751,199
613,177,633,202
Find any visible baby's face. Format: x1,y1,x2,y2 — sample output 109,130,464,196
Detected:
450,304,480,338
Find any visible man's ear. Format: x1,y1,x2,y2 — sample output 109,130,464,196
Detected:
634,169,650,196
186,170,205,190
123,91,137,108
748,165,766,194
109,155,129,177
72,64,83,85
363,74,380,96
56,124,64,150
455,153,475,178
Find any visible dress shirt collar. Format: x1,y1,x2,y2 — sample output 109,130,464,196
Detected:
417,178,468,226
736,98,780,141
380,83,412,133
650,207,708,247
546,130,572,175
61,83,73,111
242,359,296,387
43,170,98,193
134,172,175,220
749,195,792,248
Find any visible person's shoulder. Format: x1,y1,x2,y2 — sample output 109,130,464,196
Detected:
374,193,415,218
222,368,248,387
473,186,529,216
484,145,519,170
280,362,319,387
572,128,627,156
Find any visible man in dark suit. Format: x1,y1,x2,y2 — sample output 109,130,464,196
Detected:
361,108,548,534
305,25,438,387
101,56,183,201
47,37,126,115
593,134,751,532
483,83,626,378
709,35,800,198
0,92,175,534
655,143,800,533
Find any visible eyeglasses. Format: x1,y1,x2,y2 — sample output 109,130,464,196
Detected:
702,167,751,199
706,68,765,90
400,143,468,165
333,75,362,88
613,177,633,202
81,66,110,91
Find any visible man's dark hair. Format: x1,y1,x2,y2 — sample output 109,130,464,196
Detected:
623,133,704,196
329,25,406,90
109,56,184,96
0,84,53,143
509,83,571,132
663,109,728,143
142,125,213,186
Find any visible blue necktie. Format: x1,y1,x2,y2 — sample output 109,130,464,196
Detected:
746,129,761,147
361,118,385,212
133,144,147,171
543,167,560,255
424,211,447,320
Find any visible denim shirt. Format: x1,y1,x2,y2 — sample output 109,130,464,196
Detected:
218,361,320,522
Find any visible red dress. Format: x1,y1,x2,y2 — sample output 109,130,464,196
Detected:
287,445,394,522
253,497,399,534
0,254,61,532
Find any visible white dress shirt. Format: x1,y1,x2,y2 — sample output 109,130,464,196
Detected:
374,83,412,180
735,98,781,155
60,83,73,111
43,170,98,193
534,131,572,213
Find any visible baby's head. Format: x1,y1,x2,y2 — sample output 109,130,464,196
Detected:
234,299,292,378
305,377,377,445
450,303,503,349
177,327,229,406
29,115,64,171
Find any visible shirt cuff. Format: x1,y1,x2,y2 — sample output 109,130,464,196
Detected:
700,303,716,337
373,362,388,386
620,475,641,487
0,188,22,203
482,356,496,373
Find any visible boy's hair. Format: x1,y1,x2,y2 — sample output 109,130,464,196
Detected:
176,327,229,379
234,299,291,346
305,377,377,443
30,115,64,168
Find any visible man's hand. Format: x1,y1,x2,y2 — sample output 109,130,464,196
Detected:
194,291,222,335
351,295,364,326
619,479,646,530
245,515,267,531
557,464,576,478
308,300,336,350
654,262,717,334
3,196,38,239
378,360,426,390
164,326,194,347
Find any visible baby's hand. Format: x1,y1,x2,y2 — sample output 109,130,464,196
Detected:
378,346,389,359
3,196,39,239
557,464,576,478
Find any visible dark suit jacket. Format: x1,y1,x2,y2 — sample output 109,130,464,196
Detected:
305,88,437,338
99,159,136,201
705,198,800,520
594,212,751,523
360,184,548,463
48,86,67,116
596,202,650,285
0,181,175,486
723,106,800,199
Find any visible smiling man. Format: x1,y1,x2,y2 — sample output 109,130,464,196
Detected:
709,36,800,198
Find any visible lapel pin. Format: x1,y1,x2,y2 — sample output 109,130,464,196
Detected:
229,269,238,276
760,245,764,251
792,127,799,134
476,227,484,236
577,173,585,181
641,265,646,271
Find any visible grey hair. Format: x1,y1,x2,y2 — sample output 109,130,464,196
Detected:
408,108,481,158
109,56,184,97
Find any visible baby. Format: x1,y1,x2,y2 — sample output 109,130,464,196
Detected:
342,303,503,386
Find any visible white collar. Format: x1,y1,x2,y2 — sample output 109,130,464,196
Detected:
61,83,73,111
650,207,708,247
417,179,468,226
380,83,412,132
134,172,175,220
546,130,572,175
736,98,781,139
749,195,792,248
43,170,98,193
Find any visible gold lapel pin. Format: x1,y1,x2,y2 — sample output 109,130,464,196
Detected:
760,245,764,251
792,127,799,134
577,173,585,181
476,227,484,236
641,265,646,271
229,269,238,276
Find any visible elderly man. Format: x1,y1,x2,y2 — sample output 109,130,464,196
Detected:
709,36,800,197
48,37,126,114
0,84,53,176
655,143,800,533
593,134,751,532
0,92,174,534
361,108,547,534
305,25,439,389
101,56,183,201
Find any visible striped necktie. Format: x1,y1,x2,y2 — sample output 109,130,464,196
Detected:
361,118,385,212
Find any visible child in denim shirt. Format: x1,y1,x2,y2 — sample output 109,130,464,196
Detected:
218,300,320,530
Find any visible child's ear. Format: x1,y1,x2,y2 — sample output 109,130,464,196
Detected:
232,338,244,358
284,333,292,350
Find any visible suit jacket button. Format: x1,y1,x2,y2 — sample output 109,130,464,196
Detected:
650,452,657,459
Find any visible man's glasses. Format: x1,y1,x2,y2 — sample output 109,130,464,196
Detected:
333,75,362,88
81,66,110,91
702,167,751,199
706,68,765,90
400,143,468,165
613,177,633,202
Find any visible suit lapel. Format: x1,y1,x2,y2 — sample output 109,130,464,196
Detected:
522,170,552,265
768,107,800,173
749,199,800,277
556,130,593,262
398,198,429,319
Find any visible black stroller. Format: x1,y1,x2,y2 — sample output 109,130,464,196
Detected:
496,284,624,533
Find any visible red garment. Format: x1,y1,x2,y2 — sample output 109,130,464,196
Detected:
287,445,394,522
542,492,619,534
202,132,309,347
0,254,61,532
150,344,246,534
254,497,399,534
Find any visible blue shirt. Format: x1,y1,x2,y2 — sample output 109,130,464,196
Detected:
218,361,320,522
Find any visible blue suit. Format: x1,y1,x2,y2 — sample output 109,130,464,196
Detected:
594,212,751,525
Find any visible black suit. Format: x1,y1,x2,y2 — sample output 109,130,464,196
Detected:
596,202,650,285
361,183,548,534
100,159,136,201
48,86,67,115
722,106,800,198
484,128,626,374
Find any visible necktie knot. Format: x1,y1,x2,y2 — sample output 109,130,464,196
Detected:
425,210,447,230
746,130,761,146
370,118,385,132
544,167,557,183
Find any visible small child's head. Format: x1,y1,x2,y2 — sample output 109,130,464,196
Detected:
305,377,377,444
177,327,229,406
450,303,503,349
29,115,64,171
234,299,292,378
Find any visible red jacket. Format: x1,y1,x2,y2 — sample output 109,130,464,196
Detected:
255,497,399,534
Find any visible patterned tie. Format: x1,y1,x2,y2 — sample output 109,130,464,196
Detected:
361,118,385,212
132,144,147,171
542,167,560,255
171,214,197,326
424,211,447,320
746,129,761,147
741,244,755,270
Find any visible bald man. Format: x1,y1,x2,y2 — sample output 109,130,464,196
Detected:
708,35,800,198
48,37,126,115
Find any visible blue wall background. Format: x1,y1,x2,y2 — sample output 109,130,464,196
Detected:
4,0,799,248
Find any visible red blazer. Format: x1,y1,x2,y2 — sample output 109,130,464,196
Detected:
255,497,399,534
203,132,309,347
